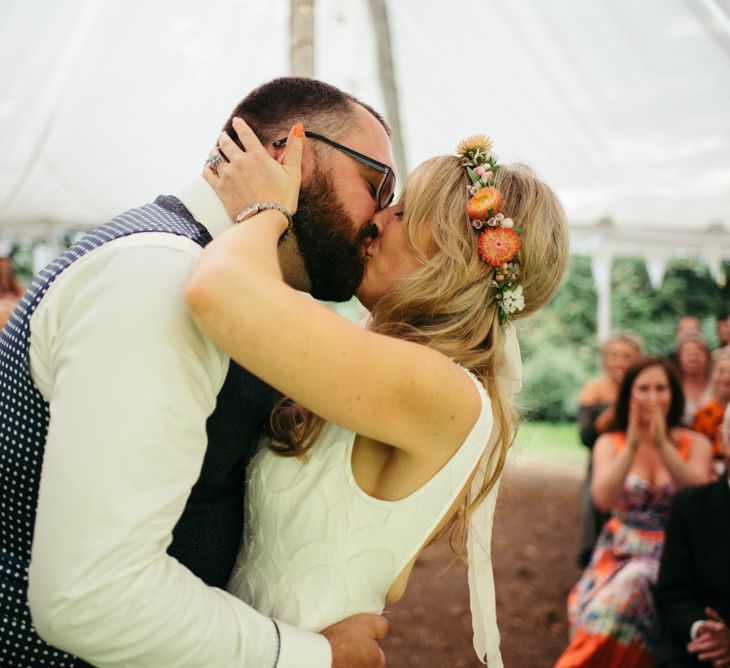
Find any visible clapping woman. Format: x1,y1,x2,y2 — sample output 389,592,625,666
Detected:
556,357,712,667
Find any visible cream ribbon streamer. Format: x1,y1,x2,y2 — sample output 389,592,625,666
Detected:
467,323,521,666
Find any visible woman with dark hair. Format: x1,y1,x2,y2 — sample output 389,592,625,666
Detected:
556,357,713,667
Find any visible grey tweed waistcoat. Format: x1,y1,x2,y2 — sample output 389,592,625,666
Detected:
0,196,279,666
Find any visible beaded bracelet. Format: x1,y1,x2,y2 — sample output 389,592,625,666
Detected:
235,202,293,242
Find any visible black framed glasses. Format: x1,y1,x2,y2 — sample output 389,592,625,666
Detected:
273,131,396,211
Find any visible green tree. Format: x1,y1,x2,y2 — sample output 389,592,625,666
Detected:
520,255,730,422
520,256,596,420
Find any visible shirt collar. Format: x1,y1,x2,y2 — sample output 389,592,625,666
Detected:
176,176,233,240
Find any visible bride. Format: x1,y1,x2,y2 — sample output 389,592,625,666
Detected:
186,117,569,665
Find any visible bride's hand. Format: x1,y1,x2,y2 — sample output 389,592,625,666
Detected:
203,116,304,222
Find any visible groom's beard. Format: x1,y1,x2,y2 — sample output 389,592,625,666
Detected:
293,165,372,302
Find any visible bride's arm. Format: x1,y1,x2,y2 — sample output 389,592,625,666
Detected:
187,119,482,461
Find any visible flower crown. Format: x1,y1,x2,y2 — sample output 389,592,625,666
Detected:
457,135,524,323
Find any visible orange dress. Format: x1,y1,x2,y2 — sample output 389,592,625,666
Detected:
693,398,726,458
555,432,692,668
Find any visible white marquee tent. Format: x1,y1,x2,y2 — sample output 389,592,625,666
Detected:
2,0,730,335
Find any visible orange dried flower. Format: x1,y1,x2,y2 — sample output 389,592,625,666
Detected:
467,187,503,220
477,227,521,267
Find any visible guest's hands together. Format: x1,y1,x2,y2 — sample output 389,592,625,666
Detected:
650,406,671,451
687,608,730,667
322,613,388,668
203,116,304,222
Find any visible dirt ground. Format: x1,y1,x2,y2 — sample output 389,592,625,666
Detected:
381,457,585,668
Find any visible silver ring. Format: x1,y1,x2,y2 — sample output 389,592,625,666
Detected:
208,152,224,173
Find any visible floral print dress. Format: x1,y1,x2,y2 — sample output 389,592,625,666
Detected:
555,431,692,668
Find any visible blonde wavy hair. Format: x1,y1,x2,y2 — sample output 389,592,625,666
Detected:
269,155,570,546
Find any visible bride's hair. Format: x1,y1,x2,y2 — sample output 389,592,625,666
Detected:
269,155,569,548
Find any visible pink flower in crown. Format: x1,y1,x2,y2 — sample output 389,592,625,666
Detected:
472,219,484,230
474,165,486,177
485,170,494,183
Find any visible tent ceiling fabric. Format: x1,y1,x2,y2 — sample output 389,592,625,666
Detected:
1,0,729,242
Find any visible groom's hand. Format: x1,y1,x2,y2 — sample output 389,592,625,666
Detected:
322,613,388,668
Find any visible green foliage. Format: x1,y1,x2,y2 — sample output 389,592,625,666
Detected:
7,232,86,286
611,257,728,353
518,255,596,421
8,243,35,285
520,343,590,421
521,255,730,422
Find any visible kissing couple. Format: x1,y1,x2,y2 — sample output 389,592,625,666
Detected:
0,76,569,667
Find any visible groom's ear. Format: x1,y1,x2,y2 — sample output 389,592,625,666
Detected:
277,139,314,180
269,141,287,164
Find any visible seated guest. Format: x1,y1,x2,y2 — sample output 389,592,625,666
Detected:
575,332,643,567
694,347,730,476
0,255,23,300
676,332,712,427
678,316,702,336
667,317,702,368
578,333,645,446
655,409,730,667
0,255,23,329
556,357,713,668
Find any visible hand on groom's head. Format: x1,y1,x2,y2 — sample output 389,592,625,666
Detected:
203,117,305,222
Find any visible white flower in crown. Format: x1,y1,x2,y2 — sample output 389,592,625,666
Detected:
500,284,525,315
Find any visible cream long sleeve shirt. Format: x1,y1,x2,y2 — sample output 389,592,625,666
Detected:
26,178,331,667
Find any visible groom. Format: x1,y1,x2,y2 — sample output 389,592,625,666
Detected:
0,77,394,667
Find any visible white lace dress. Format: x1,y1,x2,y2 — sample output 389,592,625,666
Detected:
227,368,502,664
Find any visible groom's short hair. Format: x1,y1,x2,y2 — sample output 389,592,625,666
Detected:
223,77,389,150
